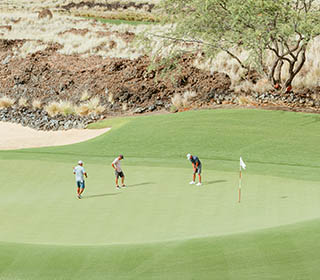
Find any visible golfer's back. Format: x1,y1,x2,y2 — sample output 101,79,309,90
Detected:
74,165,85,181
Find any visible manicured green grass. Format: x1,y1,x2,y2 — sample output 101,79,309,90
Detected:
0,109,319,279
1,219,320,280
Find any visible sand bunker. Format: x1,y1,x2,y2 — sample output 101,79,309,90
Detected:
0,122,110,150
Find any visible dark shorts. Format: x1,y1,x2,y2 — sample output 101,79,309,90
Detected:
115,170,124,178
77,181,85,188
193,165,202,174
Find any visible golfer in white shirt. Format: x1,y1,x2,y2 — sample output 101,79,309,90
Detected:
73,160,87,199
112,154,125,189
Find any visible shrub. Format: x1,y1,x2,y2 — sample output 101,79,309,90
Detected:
59,101,75,116
108,92,114,104
0,96,15,108
32,99,42,109
171,91,197,109
18,97,28,107
76,104,90,116
80,90,91,101
44,101,60,117
171,93,183,109
94,105,106,115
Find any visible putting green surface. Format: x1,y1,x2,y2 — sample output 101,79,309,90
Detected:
1,109,320,279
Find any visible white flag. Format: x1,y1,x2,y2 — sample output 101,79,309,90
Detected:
240,157,246,170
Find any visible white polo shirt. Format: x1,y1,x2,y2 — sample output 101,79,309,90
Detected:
74,165,85,182
112,157,122,172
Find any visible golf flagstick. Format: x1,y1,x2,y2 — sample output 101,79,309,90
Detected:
239,157,246,203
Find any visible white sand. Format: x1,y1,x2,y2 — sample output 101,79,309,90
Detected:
0,122,110,150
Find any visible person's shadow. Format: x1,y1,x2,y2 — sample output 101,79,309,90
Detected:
128,182,155,188
83,193,121,199
205,180,227,185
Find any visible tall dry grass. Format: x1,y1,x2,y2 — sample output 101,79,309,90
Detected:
18,97,28,107
0,96,15,108
32,99,42,109
76,97,106,116
171,91,197,109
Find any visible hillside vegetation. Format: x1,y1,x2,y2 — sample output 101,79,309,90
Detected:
0,0,320,130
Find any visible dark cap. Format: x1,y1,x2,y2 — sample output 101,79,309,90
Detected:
119,154,124,159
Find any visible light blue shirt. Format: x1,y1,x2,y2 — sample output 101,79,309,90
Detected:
74,165,85,182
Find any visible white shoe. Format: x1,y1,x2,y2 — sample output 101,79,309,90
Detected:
189,181,195,185
196,183,202,186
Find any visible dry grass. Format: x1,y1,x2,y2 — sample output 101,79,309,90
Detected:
44,101,75,116
171,93,183,109
59,101,76,116
44,101,61,117
76,104,90,116
237,95,254,105
18,97,28,107
0,10,172,60
94,105,106,115
0,96,15,108
32,99,42,109
171,91,197,109
108,92,114,104
87,96,100,108
79,11,159,23
43,98,107,117
76,97,106,116
122,103,128,111
80,89,91,101
252,79,274,94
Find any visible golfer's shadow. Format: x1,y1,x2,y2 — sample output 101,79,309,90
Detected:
205,180,227,185
128,182,155,188
83,193,121,199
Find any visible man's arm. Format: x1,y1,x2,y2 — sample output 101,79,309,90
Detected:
192,163,196,171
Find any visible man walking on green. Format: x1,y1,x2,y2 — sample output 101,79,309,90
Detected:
187,153,202,186
73,160,87,199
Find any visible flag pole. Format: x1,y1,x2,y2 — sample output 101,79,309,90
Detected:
238,165,242,203
238,157,246,203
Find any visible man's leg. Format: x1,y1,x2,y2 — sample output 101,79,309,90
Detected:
190,172,196,184
196,169,202,186
121,175,125,187
115,172,121,188
79,186,85,196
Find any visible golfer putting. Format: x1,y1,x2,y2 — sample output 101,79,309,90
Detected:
112,154,126,189
73,160,88,199
187,153,202,186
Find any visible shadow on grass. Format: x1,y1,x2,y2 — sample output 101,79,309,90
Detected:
128,182,155,188
205,180,227,185
83,193,121,199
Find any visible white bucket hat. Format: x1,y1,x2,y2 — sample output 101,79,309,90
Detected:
186,153,191,160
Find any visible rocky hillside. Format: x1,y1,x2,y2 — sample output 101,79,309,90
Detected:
1,1,320,131
1,38,320,130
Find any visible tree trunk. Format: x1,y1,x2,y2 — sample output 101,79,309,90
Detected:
283,47,306,92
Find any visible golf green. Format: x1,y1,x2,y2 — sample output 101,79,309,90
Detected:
1,109,320,279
